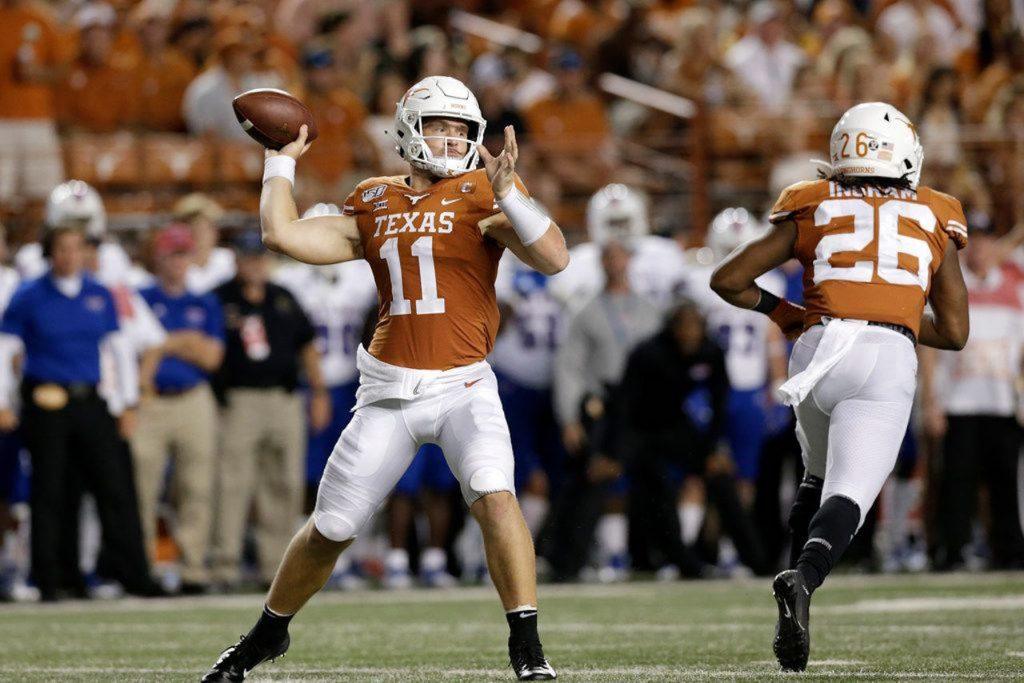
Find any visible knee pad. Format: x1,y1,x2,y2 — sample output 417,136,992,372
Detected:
466,465,513,504
313,510,358,543
788,474,824,534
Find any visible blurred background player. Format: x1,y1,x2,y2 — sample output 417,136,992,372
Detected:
15,180,132,283
174,193,236,294
548,183,687,311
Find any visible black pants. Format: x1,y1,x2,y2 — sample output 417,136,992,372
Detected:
22,389,154,596
934,415,1024,568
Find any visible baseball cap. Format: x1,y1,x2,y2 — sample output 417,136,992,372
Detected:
232,230,266,255
154,223,195,256
173,193,224,223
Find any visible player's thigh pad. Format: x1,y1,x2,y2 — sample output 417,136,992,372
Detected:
437,373,515,505
313,400,417,541
818,329,917,526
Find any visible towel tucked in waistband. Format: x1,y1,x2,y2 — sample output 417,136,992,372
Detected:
777,318,868,407
353,345,489,411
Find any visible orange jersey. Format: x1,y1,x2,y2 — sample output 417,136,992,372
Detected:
344,168,523,370
0,5,63,120
769,179,968,337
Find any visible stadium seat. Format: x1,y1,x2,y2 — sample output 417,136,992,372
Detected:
141,135,216,186
63,132,142,187
217,140,265,184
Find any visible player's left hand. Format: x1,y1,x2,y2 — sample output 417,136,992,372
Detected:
310,389,332,433
478,125,518,200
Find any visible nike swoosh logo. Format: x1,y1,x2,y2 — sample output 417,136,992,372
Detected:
519,611,537,619
464,378,483,388
441,198,461,205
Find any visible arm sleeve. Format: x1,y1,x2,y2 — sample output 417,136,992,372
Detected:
342,181,373,217
553,310,590,426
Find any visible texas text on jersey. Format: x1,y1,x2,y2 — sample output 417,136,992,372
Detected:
343,169,529,371
769,178,968,337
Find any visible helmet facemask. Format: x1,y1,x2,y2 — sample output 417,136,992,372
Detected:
401,113,484,178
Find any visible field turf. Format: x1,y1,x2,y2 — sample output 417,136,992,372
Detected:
0,572,1021,681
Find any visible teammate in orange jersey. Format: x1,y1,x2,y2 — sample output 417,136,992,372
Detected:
710,102,970,672
203,76,567,682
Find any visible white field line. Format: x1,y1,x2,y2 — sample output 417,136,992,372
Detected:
821,595,1024,614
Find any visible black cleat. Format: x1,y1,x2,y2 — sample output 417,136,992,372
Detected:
509,637,557,680
772,569,811,672
201,632,290,682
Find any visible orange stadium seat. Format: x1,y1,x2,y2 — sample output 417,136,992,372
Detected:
63,132,142,187
141,135,216,186
217,140,265,184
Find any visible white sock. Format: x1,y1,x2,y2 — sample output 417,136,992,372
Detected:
420,546,447,573
678,503,705,546
385,547,409,572
595,513,628,564
519,494,549,538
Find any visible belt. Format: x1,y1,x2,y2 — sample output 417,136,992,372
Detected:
813,321,916,345
23,380,96,399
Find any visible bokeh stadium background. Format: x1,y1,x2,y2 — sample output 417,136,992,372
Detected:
2,0,1024,606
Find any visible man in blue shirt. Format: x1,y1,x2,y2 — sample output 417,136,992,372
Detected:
133,223,225,594
0,221,158,601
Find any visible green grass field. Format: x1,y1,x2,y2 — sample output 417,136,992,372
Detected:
0,572,1022,682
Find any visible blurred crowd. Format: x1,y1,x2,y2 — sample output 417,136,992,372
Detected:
2,0,1024,600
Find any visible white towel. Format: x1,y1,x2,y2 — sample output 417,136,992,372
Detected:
353,345,488,411
777,318,869,406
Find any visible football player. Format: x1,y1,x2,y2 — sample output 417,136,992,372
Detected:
710,102,969,671
547,183,688,311
680,209,788,506
203,76,567,682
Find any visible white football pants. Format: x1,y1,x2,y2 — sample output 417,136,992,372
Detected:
313,358,515,542
789,324,917,527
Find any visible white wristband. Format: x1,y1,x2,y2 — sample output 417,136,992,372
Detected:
496,186,550,247
263,155,296,186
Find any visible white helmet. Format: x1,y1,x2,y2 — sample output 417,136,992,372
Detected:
707,207,765,261
391,76,486,178
586,184,649,244
829,102,924,188
301,202,341,219
45,180,106,239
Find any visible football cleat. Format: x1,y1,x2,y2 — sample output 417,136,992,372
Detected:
509,637,557,680
772,569,811,672
201,632,289,682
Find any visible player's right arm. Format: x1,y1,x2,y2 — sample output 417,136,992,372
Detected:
918,240,969,350
261,126,363,265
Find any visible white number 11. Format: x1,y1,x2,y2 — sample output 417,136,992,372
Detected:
380,236,446,316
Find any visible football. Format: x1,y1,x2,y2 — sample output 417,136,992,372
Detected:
232,88,319,150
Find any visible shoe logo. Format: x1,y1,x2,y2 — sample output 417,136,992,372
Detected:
406,194,430,205
519,611,537,619
441,197,462,206
781,600,792,619
464,378,483,388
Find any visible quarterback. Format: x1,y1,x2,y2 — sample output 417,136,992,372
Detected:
710,102,969,671
203,76,567,681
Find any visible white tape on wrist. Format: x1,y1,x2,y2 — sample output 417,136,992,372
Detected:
496,186,550,246
263,155,296,186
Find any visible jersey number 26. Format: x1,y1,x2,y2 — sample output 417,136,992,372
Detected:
813,199,936,291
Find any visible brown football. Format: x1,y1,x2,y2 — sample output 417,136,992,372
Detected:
232,88,318,150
